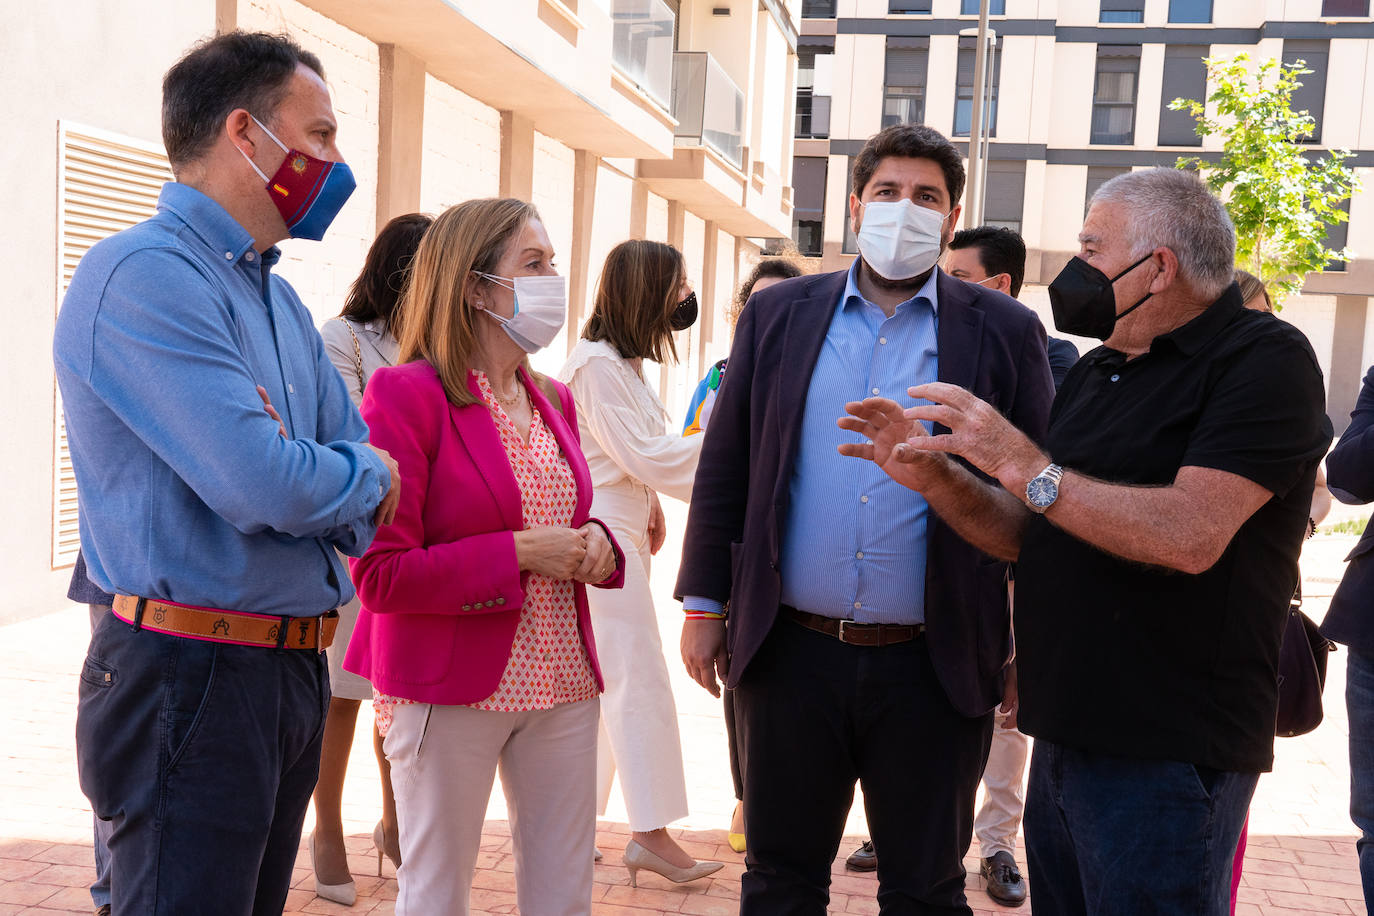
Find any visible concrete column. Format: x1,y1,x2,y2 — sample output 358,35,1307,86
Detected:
567,150,600,353
699,221,720,369
500,112,536,201
662,202,689,399
1329,294,1370,436
377,44,425,225
630,181,649,240
215,0,236,33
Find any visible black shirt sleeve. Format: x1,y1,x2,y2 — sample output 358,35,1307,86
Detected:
1181,329,1331,497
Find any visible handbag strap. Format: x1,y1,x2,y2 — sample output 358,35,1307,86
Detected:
340,319,366,394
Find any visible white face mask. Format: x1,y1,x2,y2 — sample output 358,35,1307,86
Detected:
477,273,567,353
856,200,948,281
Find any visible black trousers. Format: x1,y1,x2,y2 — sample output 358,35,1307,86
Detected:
735,617,993,915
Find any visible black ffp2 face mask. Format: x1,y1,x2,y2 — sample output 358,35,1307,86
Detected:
670,291,699,332
1048,253,1154,340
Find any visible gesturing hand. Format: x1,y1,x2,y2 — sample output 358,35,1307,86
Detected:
902,383,1045,489
681,617,729,697
572,522,618,584
836,397,951,494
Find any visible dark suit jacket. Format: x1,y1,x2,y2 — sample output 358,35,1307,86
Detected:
675,268,1055,717
1323,363,1374,651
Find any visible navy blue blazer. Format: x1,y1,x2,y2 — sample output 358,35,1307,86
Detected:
675,268,1056,717
1323,363,1374,651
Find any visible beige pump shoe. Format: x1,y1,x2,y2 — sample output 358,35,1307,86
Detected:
622,839,724,888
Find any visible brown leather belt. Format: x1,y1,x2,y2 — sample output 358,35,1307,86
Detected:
112,595,338,652
783,606,924,647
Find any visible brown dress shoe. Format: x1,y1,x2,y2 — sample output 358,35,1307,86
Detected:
845,839,877,871
981,851,1027,906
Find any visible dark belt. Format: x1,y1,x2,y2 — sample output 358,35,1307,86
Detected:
782,605,924,647
112,594,337,652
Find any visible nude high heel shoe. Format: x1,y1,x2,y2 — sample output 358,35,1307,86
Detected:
309,832,357,906
373,820,402,874
622,839,724,888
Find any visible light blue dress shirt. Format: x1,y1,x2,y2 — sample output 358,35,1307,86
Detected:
685,262,939,623
54,183,387,617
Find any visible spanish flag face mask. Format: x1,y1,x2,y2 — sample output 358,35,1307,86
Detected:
239,114,356,241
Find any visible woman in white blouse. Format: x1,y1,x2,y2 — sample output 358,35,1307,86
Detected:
559,240,721,885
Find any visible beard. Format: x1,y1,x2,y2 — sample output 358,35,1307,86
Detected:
859,253,939,295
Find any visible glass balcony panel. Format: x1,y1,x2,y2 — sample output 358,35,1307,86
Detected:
611,0,676,110
672,51,745,169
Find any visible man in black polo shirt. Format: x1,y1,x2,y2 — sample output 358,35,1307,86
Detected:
836,168,1330,913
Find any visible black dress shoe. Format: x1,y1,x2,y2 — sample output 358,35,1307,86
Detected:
95,906,111,916
981,851,1027,906
845,839,877,872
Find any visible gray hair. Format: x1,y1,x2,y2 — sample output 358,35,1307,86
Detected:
1090,168,1236,298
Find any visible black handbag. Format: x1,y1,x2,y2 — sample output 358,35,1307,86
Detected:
1275,596,1336,738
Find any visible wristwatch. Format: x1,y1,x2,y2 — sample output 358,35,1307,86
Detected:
1025,463,1065,514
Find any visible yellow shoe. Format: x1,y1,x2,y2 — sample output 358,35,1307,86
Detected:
728,832,747,854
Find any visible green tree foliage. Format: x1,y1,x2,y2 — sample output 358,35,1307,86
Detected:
1169,53,1358,307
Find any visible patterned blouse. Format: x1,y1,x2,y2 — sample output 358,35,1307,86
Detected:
373,371,599,732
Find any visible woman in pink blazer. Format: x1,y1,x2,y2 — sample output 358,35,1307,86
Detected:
345,198,624,916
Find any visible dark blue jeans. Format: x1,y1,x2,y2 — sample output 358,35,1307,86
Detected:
1024,740,1257,916
76,610,329,915
1346,647,1374,909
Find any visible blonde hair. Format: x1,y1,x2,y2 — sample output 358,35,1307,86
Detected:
1234,269,1273,312
395,198,542,407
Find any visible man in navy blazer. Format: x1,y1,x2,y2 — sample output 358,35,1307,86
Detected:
676,125,1054,914
1323,364,1374,909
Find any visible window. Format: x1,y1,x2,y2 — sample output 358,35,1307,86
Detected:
954,36,1001,137
1100,0,1145,22
792,157,828,257
1282,40,1329,143
1168,0,1212,21
883,38,929,128
983,161,1026,234
801,0,837,16
1158,45,1207,146
844,157,858,254
889,0,932,12
1085,165,1130,216
1322,0,1369,15
960,0,1006,12
1091,45,1140,144
796,41,834,138
1324,201,1351,272
55,123,173,567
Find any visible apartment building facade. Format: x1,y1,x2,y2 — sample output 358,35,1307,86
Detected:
5,0,798,623
790,0,1374,428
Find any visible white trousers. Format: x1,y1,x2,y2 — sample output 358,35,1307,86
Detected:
384,698,599,916
974,709,1031,858
587,483,691,832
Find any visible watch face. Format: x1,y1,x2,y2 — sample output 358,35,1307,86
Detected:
1027,476,1059,508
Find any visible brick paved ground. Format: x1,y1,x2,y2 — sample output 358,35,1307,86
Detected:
1,503,1367,914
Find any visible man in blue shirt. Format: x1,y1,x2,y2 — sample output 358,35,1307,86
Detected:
677,125,1054,914
53,32,398,914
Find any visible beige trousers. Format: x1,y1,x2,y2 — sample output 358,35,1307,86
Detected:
587,483,691,832
384,697,600,916
974,709,1031,859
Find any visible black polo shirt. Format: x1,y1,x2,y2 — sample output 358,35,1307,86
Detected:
1016,285,1331,773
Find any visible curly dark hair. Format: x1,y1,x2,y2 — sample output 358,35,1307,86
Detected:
730,258,806,327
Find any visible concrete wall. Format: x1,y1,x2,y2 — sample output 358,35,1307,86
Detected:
420,75,501,212
2,0,216,623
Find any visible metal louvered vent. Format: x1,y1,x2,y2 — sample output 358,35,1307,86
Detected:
53,123,171,568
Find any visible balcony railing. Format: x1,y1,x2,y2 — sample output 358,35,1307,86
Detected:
672,51,745,169
611,0,676,111
795,90,831,138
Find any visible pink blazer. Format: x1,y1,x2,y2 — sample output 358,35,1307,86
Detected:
343,360,624,706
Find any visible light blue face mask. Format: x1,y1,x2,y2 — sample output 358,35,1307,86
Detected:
476,273,568,353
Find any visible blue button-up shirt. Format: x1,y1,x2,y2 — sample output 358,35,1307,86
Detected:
53,183,387,617
777,262,940,624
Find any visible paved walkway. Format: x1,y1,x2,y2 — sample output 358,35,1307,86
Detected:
1,504,1368,914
